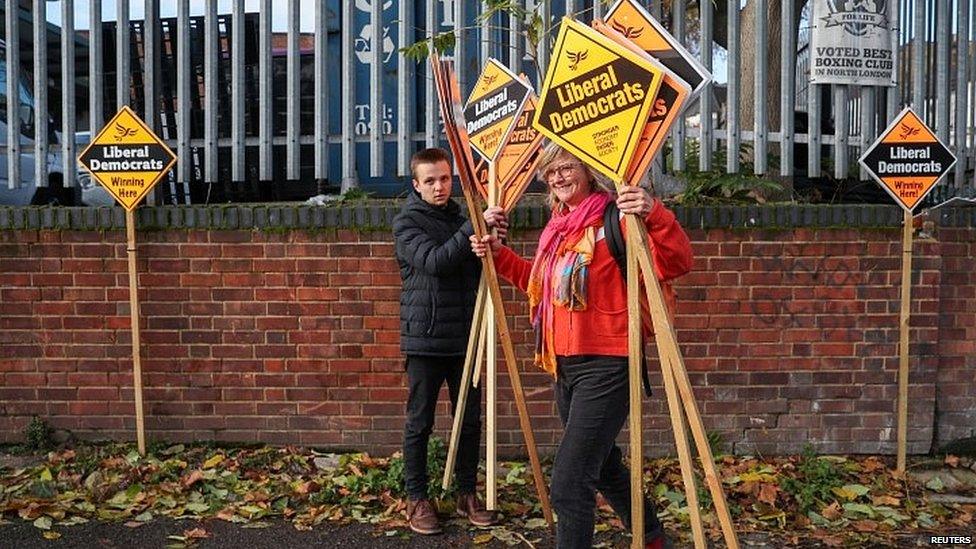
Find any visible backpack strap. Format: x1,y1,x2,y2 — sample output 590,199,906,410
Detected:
602,200,653,398
603,201,627,280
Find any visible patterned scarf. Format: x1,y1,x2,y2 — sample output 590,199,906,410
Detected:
527,191,612,376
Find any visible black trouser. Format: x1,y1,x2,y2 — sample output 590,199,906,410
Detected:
551,355,664,548
403,354,481,500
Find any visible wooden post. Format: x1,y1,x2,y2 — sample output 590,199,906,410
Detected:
473,315,488,388
661,354,707,548
626,214,740,549
442,275,487,490
896,209,914,473
486,160,499,510
486,297,498,509
125,210,147,456
626,226,644,548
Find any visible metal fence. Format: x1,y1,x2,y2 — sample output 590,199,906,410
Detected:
0,0,972,205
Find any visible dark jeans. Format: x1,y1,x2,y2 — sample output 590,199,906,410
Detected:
551,355,663,549
403,354,481,500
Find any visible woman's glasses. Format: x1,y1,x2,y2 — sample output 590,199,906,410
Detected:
544,162,581,181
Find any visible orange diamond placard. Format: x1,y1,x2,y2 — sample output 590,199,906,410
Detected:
78,106,177,211
859,107,955,213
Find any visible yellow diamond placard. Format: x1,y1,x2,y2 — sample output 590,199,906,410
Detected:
858,107,956,212
592,19,691,187
78,105,177,211
464,58,531,161
533,17,664,182
604,0,711,103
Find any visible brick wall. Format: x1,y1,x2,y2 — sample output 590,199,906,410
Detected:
0,204,973,457
934,226,976,448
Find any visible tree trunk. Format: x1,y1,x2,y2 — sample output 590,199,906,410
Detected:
740,0,784,133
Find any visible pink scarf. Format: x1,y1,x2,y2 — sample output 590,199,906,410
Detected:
527,191,612,376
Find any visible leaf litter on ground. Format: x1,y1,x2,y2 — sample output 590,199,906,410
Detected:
0,441,973,547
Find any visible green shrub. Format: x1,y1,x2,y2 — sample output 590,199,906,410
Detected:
24,416,53,451
781,446,846,514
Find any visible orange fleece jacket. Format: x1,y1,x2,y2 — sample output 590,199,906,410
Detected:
493,199,693,359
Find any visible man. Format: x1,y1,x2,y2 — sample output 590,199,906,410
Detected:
393,148,501,535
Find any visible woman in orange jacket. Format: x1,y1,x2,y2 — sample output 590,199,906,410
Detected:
473,143,693,549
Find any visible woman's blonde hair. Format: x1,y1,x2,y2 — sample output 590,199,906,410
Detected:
535,141,613,209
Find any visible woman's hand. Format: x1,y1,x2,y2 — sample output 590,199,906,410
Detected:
483,206,509,241
616,185,655,217
469,233,501,258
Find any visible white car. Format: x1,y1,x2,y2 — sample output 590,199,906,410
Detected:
0,40,74,206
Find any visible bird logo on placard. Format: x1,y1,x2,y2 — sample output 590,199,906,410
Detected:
898,123,920,140
481,73,497,90
611,21,644,39
567,50,588,71
114,123,138,142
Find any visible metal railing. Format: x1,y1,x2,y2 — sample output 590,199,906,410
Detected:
0,0,972,204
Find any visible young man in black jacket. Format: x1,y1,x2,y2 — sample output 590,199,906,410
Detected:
393,148,502,534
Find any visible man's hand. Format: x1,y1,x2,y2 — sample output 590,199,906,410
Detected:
616,185,655,217
469,234,501,258
483,206,509,241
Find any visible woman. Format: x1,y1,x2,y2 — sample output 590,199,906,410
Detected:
473,143,692,549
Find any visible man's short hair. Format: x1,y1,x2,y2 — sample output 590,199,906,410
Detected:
410,148,452,179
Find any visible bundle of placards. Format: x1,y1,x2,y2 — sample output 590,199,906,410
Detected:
532,0,711,187
429,53,555,526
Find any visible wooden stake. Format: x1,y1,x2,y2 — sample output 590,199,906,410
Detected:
483,264,553,526
442,275,487,491
486,160,500,510
627,214,739,549
897,209,914,473
661,354,707,548
486,297,498,509
125,210,147,456
626,230,644,548
473,314,488,389
459,193,553,526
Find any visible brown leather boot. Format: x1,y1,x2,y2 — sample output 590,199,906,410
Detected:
406,498,442,535
455,492,498,527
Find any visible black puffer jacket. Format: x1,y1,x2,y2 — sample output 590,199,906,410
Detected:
393,192,481,356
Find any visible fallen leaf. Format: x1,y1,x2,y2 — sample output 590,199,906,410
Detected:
183,527,210,539
945,455,960,468
472,533,493,544
871,495,901,507
203,454,224,469
49,450,76,464
758,483,779,505
852,519,878,532
161,444,185,456
182,470,204,488
33,516,52,530
822,502,843,520
124,521,145,528
42,531,61,540
861,457,887,473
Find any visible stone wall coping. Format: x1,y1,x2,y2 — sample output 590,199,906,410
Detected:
0,202,974,231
